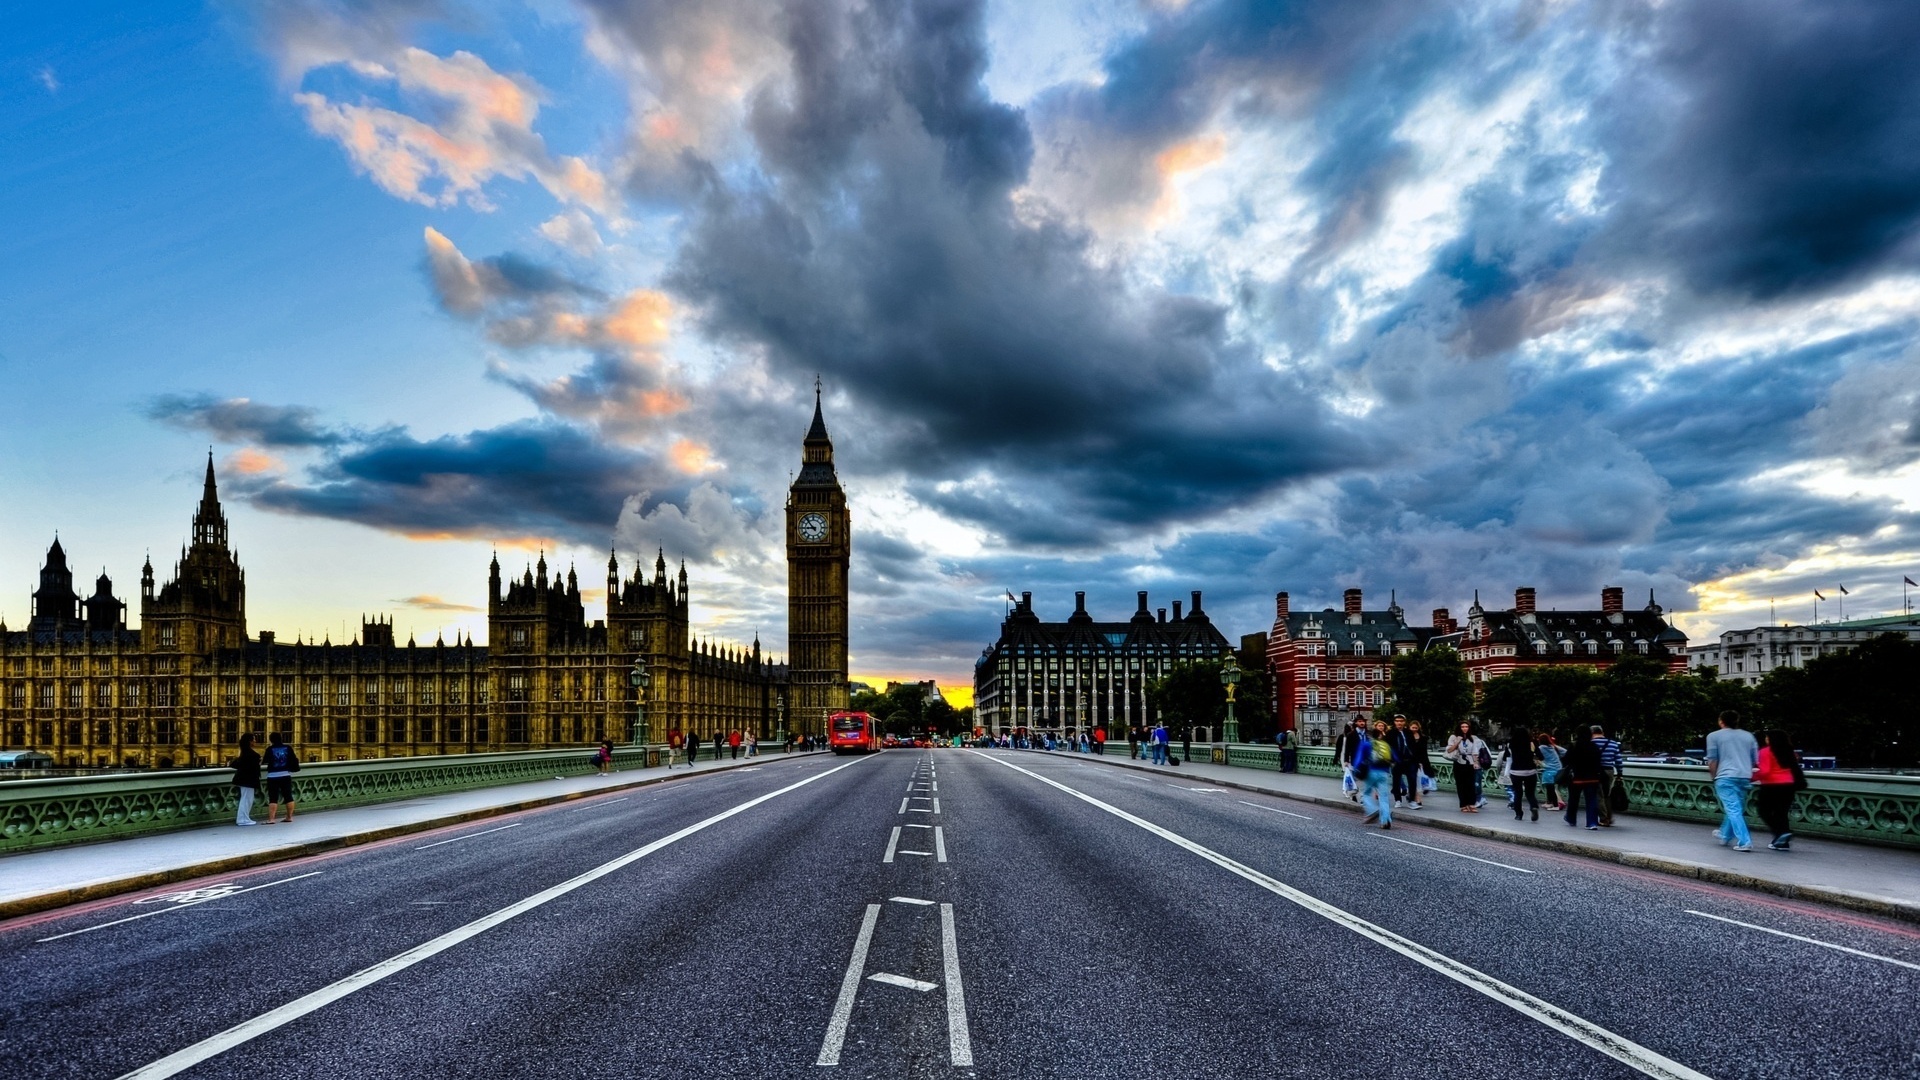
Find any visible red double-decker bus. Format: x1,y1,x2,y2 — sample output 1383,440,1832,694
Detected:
828,711,880,754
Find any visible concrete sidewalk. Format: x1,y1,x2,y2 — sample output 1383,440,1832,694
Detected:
0,749,809,920
1042,748,1920,923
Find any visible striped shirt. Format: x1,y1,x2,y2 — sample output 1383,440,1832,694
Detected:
1594,737,1623,771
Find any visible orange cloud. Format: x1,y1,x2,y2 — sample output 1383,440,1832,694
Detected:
226,448,284,475
603,290,672,347
669,438,713,473
1149,134,1227,224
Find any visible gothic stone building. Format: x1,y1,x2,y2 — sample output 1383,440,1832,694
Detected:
1,403,848,767
973,590,1233,736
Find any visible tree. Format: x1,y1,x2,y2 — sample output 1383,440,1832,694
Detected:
1476,665,1599,741
1649,670,1752,755
1753,634,1918,768
1590,655,1668,749
1146,662,1226,737
1232,664,1276,743
1383,648,1474,733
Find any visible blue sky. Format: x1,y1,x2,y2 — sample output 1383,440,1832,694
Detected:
4,1,1918,696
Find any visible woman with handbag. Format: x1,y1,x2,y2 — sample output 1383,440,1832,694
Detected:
1445,721,1489,813
1536,732,1564,810
1754,729,1806,850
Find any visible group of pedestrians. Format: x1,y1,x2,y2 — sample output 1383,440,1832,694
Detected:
1706,711,1807,852
228,732,300,826
666,729,767,767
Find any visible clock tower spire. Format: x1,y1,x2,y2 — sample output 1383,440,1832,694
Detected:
787,380,850,737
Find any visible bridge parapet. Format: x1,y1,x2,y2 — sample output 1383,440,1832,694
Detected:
0,746,661,854
1209,743,1920,849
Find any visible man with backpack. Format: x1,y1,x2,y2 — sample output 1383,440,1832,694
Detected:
262,732,300,824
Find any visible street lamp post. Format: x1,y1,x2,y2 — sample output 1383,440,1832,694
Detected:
775,690,789,750
1219,650,1242,745
628,658,651,758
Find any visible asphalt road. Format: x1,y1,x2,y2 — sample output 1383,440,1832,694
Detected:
2,748,1917,1080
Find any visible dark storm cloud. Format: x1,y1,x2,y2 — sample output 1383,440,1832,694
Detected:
146,394,347,448
240,419,687,545
668,0,1353,546
1601,0,1920,299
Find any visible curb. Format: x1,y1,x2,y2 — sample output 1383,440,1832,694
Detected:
0,754,796,923
1043,750,1920,926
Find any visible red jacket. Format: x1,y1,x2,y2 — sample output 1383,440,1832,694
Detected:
1754,747,1797,786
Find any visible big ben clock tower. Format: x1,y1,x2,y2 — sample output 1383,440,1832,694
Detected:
787,381,850,736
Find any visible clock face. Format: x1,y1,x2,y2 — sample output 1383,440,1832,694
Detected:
798,512,829,542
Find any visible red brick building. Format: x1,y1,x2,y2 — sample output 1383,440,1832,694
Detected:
1444,586,1690,688
1265,588,1428,745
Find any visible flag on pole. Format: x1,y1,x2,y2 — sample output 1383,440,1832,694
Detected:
1814,590,1826,601
1906,576,1917,587
1838,584,1849,595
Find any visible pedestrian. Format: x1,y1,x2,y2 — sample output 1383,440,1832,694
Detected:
1388,715,1417,809
687,733,701,764
1150,722,1170,765
597,739,614,775
1277,727,1298,773
1092,727,1106,756
262,732,300,824
728,729,743,759
232,733,261,827
1754,729,1806,851
1505,726,1540,822
1445,721,1489,813
1354,717,1397,830
1705,710,1759,852
1561,728,1603,830
1128,726,1142,760
1537,732,1564,810
1405,721,1430,808
1334,720,1363,802
1180,727,1192,766
1591,725,1624,826
747,732,759,757
713,732,724,761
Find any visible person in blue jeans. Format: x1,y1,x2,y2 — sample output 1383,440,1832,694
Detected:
1354,717,1397,829
1149,722,1170,764
1705,710,1759,852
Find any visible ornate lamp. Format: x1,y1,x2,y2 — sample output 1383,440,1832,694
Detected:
1219,649,1242,744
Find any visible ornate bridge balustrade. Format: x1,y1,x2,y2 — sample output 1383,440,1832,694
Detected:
0,746,659,854
1118,742,1920,850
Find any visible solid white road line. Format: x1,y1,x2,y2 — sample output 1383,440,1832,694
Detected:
1369,833,1535,873
898,797,909,814
38,873,325,944
969,751,1709,1080
898,850,934,857
116,757,870,1080
416,823,522,850
1184,787,1224,793
868,972,937,992
889,896,934,906
883,826,902,864
934,826,947,863
1237,801,1314,821
817,904,883,1066
1684,910,1920,972
940,903,973,1067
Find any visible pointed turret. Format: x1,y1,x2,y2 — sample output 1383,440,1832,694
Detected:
655,547,667,585
193,452,229,548
536,550,549,591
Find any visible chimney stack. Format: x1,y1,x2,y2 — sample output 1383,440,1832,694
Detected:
1074,591,1087,613
1172,600,1184,621
1191,590,1203,614
1020,591,1032,611
1275,592,1290,619
1344,588,1363,616
1138,591,1150,613
1515,587,1536,615
1601,586,1624,614
1433,608,1456,633
1158,608,1167,623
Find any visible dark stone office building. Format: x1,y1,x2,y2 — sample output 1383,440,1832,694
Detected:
973,590,1234,735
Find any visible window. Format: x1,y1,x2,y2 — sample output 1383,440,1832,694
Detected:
159,625,176,646
308,680,323,707
420,680,438,706
223,679,239,707
67,683,85,709
336,680,351,706
194,680,211,708
366,679,381,706
155,683,175,707
511,627,528,646
304,718,322,744
1306,689,1319,707
360,718,378,742
388,718,407,742
124,682,143,707
37,683,55,709
7,684,22,708
392,679,408,705
448,681,464,705
1306,666,1320,681
507,675,527,702
418,717,436,742
251,679,267,707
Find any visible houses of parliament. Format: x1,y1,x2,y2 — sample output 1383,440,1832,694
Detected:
0,398,852,767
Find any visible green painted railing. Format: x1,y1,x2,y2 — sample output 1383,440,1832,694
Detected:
1209,743,1920,849
0,745,661,854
